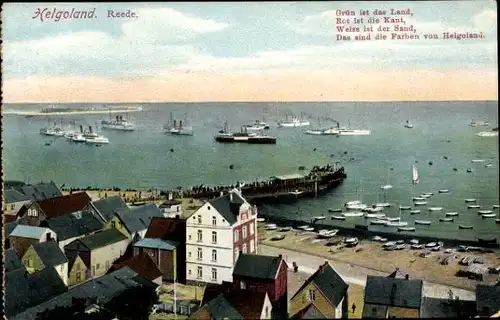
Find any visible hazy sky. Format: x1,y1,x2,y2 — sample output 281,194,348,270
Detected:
2,1,498,103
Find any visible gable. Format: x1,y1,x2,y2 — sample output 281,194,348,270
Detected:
22,246,44,269
188,201,232,227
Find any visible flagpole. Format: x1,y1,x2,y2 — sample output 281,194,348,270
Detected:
174,277,177,316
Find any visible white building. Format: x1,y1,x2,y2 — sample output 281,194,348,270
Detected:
158,199,183,218
186,189,258,284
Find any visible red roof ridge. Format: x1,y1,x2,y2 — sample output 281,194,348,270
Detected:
36,192,92,218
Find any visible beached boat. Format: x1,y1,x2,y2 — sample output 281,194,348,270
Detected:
385,217,401,222
411,244,424,249
328,208,343,213
313,216,326,221
413,197,426,201
344,237,358,244
318,229,338,238
414,201,428,206
471,159,486,163
458,225,473,229
331,215,346,220
410,210,421,215
289,190,305,196
485,164,493,168
304,227,315,232
370,219,388,225
439,217,454,222
494,205,499,209
372,236,382,241
256,218,266,222
409,239,419,244
445,212,459,217
297,225,310,230
387,221,409,227
470,120,489,127
465,199,477,203
279,227,291,232
398,226,415,232
375,202,391,208
482,213,496,218
383,241,397,247
420,194,432,199
467,204,481,209
265,224,277,230
426,242,437,247
271,235,285,241
415,220,432,225
429,207,443,212
399,206,411,210
438,189,450,193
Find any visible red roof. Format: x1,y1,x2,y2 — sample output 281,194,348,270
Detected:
113,252,162,281
145,216,184,239
226,290,267,319
35,192,91,219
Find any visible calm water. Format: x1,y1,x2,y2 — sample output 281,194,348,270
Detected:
3,101,499,240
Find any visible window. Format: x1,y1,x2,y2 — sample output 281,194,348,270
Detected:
197,248,203,260
308,289,316,301
265,306,269,318
207,206,211,210
96,263,100,270
10,204,15,210
250,239,255,253
75,263,80,271
234,248,239,261
234,230,239,242
212,216,217,225
212,231,217,244
188,251,192,258
28,209,38,217
76,272,81,282
105,261,110,270
212,249,217,262
197,266,202,279
176,206,180,212
211,268,217,280
24,259,31,267
111,221,116,228
188,235,192,241
242,243,247,254
92,266,96,276
240,280,246,289
250,222,254,235
242,226,247,239
188,269,192,276
197,230,203,242
197,215,202,224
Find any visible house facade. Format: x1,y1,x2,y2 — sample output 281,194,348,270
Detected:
232,253,288,319
3,188,32,216
67,254,91,286
9,225,57,257
186,189,258,285
290,262,349,319
159,199,183,218
17,192,92,226
64,228,130,284
133,237,179,281
21,240,69,285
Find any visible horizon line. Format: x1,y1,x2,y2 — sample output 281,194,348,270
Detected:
3,99,499,105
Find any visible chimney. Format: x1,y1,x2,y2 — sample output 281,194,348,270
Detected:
405,274,409,280
173,120,177,127
89,126,92,133
278,254,282,260
175,215,180,219
319,264,324,273
168,192,173,200
229,192,233,202
220,191,224,197
80,125,83,133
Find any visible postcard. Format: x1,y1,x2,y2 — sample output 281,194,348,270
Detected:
2,2,499,319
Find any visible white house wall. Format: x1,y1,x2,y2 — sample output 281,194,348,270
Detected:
335,297,344,318
55,262,69,286
260,294,273,319
39,229,58,243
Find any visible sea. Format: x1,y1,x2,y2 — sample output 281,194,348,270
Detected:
2,101,499,241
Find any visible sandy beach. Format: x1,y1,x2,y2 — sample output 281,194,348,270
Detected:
2,106,143,116
257,223,499,294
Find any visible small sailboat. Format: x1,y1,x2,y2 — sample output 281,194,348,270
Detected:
482,213,496,218
412,164,419,185
478,210,493,214
370,219,388,225
467,204,481,209
465,199,477,203
398,226,416,231
429,207,443,212
313,216,326,221
493,205,499,209
404,119,414,128
439,217,454,222
364,213,386,219
414,201,428,206
331,215,346,220
458,225,473,229
415,220,432,225
410,210,421,215
328,208,343,213
399,206,412,210
385,207,408,227
445,212,459,217
342,211,364,217
438,189,450,193
413,197,426,201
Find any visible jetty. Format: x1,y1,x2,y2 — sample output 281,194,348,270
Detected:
178,162,347,203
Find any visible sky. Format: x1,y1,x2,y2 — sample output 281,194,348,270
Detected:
2,1,498,103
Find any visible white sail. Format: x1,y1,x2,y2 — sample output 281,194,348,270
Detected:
412,164,419,184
